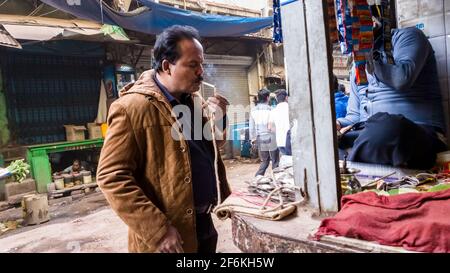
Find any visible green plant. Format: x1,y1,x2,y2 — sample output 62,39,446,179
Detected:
6,159,30,183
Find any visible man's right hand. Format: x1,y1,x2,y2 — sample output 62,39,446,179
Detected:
157,225,184,253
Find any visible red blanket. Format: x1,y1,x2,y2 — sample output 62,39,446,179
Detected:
314,189,450,253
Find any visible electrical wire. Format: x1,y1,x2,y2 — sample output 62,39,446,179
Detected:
27,3,44,16
37,8,59,17
0,0,9,8
100,0,104,24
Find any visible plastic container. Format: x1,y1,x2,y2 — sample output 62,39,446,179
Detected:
63,174,74,188
81,170,92,184
101,123,108,138
73,173,83,186
53,175,64,190
437,151,450,172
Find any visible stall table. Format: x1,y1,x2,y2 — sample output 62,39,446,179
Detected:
26,139,104,193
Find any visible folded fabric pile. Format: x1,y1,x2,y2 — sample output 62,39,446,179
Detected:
314,189,450,252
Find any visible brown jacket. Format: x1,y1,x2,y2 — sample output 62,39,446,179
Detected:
97,70,231,253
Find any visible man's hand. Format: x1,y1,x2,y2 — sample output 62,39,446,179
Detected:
336,121,342,131
157,226,184,253
204,94,230,119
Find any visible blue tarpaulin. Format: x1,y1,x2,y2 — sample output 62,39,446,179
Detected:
40,0,273,37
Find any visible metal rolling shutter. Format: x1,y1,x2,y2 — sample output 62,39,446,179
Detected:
202,64,251,125
1,51,102,145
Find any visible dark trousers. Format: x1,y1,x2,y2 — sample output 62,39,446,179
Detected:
255,148,280,176
339,112,447,169
196,212,218,253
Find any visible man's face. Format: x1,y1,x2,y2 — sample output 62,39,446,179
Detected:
73,162,80,172
168,39,204,94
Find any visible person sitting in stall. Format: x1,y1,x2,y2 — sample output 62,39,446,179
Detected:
337,25,447,170
333,76,349,119
55,159,85,175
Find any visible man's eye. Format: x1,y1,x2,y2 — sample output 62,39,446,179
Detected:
189,64,197,68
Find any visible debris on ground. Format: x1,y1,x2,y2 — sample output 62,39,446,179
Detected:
0,220,20,236
245,157,298,203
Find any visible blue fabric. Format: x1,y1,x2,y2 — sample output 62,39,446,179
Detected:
338,28,445,133
334,91,349,119
153,74,217,207
273,0,283,43
41,0,273,37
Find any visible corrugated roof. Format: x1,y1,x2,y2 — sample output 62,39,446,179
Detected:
0,25,22,49
0,15,130,44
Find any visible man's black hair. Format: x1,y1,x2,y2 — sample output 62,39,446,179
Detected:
255,88,271,105
275,89,287,103
153,25,201,72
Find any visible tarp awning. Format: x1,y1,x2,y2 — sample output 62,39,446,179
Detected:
0,25,21,49
0,15,130,47
40,0,273,37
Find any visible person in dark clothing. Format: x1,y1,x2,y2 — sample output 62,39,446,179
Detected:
337,27,447,169
333,75,349,119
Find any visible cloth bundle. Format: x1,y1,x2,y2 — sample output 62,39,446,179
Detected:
214,166,301,221
213,186,299,221
314,189,450,253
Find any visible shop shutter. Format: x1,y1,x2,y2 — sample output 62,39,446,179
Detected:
1,51,102,145
202,64,251,125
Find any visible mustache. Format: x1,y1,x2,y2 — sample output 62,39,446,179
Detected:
196,76,204,83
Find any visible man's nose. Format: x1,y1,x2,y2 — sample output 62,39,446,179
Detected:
197,64,204,76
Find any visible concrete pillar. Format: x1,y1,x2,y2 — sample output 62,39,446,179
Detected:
281,0,341,213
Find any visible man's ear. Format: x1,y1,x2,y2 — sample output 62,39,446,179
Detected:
162,60,171,75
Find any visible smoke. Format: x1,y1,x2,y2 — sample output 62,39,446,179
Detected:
203,63,217,80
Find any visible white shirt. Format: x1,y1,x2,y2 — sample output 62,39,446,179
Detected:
269,102,290,147
249,104,272,140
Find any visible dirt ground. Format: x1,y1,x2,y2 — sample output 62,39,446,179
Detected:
0,158,261,253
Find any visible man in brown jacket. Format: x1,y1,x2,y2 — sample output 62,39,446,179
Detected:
97,25,231,253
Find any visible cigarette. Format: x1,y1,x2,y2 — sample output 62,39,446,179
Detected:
202,81,217,95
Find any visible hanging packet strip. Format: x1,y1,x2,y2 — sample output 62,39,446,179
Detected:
328,0,339,43
336,0,353,54
351,0,373,85
369,1,394,64
273,0,283,43
335,0,373,85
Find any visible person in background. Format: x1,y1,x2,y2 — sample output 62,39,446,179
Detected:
269,89,290,155
334,81,349,119
337,27,447,169
250,89,280,176
55,159,85,175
